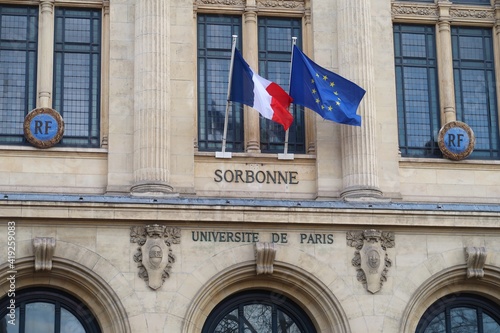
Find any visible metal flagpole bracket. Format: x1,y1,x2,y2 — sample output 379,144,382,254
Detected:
277,153,294,160
216,151,232,158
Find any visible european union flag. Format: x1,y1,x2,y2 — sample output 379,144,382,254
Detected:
290,45,365,126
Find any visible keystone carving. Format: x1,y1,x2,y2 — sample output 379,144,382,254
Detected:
33,237,56,271
130,225,181,290
255,242,277,275
347,229,395,294
465,246,487,279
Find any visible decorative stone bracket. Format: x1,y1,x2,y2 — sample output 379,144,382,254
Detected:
347,229,395,294
255,242,277,275
33,237,56,271
130,225,181,290
465,246,487,279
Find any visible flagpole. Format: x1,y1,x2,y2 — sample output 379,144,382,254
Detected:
216,35,237,159
278,37,297,161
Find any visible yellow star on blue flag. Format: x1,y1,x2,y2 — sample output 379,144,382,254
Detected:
289,46,365,126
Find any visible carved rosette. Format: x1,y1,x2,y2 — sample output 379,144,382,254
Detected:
347,229,395,294
130,225,181,290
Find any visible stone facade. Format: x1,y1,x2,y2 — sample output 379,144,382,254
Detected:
1,0,500,332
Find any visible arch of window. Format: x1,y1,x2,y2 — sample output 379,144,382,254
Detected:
416,293,500,333
0,287,101,333
202,290,317,333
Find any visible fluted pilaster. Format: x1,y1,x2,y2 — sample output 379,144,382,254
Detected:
244,7,261,153
338,0,381,198
39,0,55,108
304,0,316,154
101,1,110,148
132,0,172,195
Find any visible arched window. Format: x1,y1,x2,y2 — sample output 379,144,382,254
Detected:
0,287,101,333
416,293,500,333
202,290,317,333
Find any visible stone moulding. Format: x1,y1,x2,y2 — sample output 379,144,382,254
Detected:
194,0,304,11
392,2,494,23
391,3,438,20
33,237,56,271
130,224,181,290
450,8,494,20
258,0,303,10
347,229,395,294
465,246,487,279
255,242,277,275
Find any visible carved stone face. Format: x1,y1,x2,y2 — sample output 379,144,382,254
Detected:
367,249,380,269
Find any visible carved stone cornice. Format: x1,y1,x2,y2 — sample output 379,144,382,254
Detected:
194,0,245,8
392,1,495,23
465,246,487,279
255,242,276,275
347,229,395,294
392,3,439,21
257,0,304,10
450,7,495,21
194,0,304,12
33,237,56,271
130,225,181,290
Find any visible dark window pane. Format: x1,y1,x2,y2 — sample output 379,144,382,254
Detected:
483,313,500,333
243,304,272,333
452,27,499,159
53,8,101,148
61,308,86,333
1,307,19,333
197,15,243,152
453,0,490,5
258,17,304,153
25,302,56,333
277,310,302,333
214,309,239,333
423,312,446,333
450,307,478,333
394,24,441,157
0,5,38,145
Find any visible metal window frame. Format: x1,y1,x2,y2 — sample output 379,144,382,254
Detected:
394,23,442,158
196,14,244,152
257,16,305,154
53,7,102,148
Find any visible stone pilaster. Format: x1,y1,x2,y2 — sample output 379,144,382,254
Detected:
39,0,55,108
304,0,316,154
437,0,456,124
338,0,381,198
131,0,173,195
243,6,261,153
101,1,110,148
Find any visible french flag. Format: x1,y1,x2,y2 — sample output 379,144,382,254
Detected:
229,48,294,131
